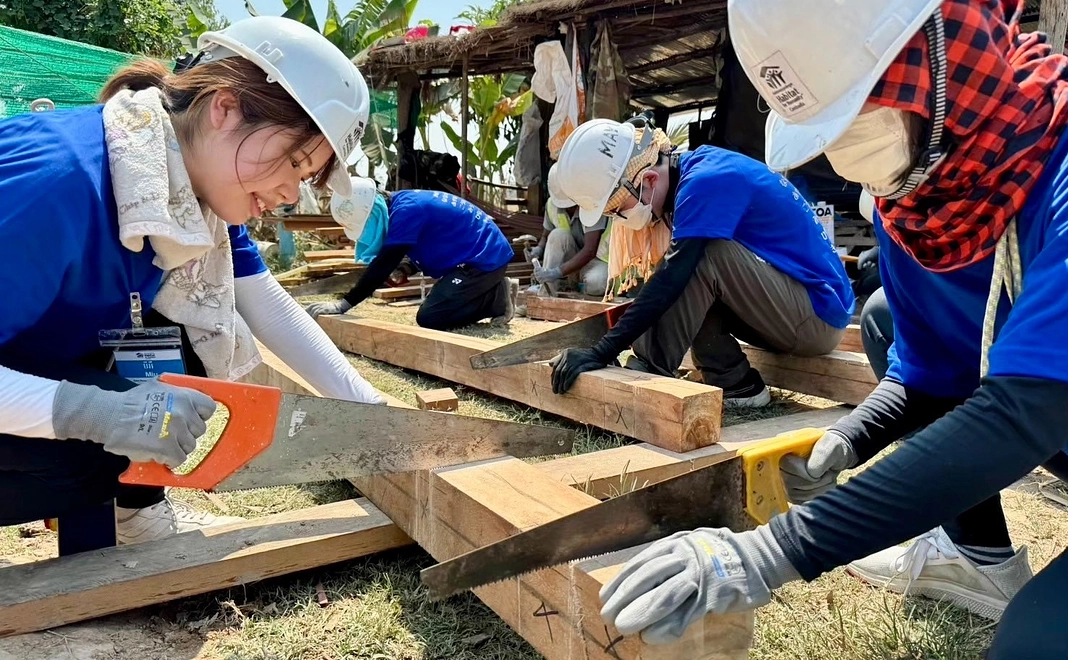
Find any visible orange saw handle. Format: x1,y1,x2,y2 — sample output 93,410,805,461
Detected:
119,374,282,491
739,427,824,525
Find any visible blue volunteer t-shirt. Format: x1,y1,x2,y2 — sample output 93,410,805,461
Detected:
881,134,1068,397
384,190,513,279
0,106,267,366
671,147,855,329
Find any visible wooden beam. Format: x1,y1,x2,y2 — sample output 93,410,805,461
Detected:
287,271,362,297
460,53,470,200
837,324,864,354
305,249,355,262
319,317,723,452
0,499,411,638
1039,0,1068,52
525,296,617,322
740,346,877,406
353,459,753,660
628,46,722,74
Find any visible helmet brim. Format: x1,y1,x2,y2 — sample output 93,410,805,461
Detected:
765,84,870,172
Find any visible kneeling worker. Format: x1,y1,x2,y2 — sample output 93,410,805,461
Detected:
305,178,517,330
529,166,612,297
548,119,855,407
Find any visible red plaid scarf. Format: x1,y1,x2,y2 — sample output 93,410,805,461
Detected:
870,0,1068,272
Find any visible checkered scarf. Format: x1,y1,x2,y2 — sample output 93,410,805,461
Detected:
870,0,1068,272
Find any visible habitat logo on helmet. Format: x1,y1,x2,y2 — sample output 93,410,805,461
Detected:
728,0,943,172
197,16,370,197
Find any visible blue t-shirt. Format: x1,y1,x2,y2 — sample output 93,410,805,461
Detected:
671,147,855,328
0,106,266,366
384,190,513,279
881,135,1068,397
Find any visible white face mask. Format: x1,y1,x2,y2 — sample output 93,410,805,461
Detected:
825,107,921,197
617,179,654,231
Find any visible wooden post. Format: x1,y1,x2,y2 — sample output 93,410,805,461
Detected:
394,71,420,191
460,53,470,200
1040,0,1068,52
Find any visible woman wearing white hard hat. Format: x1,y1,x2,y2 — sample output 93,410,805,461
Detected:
304,178,517,330
546,117,854,408
597,1,1068,656
526,163,612,297
0,16,387,547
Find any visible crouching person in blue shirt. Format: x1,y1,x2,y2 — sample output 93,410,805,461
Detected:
305,177,518,330
0,17,388,545
545,118,855,408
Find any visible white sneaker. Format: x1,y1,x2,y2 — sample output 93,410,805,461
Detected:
116,497,245,545
846,527,1033,621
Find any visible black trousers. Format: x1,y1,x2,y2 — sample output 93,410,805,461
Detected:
0,310,206,525
416,264,509,330
986,548,1068,659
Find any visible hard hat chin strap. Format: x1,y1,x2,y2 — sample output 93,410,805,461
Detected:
878,11,949,201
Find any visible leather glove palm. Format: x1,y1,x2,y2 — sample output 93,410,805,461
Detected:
304,299,353,320
53,380,217,468
549,347,611,394
780,430,857,503
600,526,799,644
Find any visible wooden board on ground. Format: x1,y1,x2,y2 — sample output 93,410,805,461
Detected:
525,295,618,322
373,276,533,301
416,388,459,412
740,346,877,406
318,317,723,453
0,498,411,638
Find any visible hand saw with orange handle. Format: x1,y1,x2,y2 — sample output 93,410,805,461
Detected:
119,374,575,492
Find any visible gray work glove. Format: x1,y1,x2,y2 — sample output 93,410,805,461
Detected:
857,245,880,270
533,264,563,283
600,525,799,644
780,430,858,504
53,380,217,468
304,299,353,319
524,245,544,262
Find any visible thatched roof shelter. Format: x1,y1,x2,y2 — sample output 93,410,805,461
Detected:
358,0,728,113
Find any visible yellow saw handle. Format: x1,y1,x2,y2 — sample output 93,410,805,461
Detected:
739,427,824,525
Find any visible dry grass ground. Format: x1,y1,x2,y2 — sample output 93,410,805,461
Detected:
1,298,1065,660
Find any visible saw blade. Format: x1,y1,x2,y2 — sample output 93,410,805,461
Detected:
420,457,755,600
469,313,611,369
213,394,574,491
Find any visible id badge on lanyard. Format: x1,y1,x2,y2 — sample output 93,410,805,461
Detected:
98,293,187,383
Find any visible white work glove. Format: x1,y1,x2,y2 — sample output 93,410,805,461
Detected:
525,245,544,262
533,264,563,283
600,525,799,644
304,299,353,320
779,430,858,504
52,380,217,468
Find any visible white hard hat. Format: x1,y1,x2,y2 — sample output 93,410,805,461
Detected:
330,176,379,241
858,190,876,224
198,16,370,197
554,119,636,227
546,164,574,207
728,0,942,172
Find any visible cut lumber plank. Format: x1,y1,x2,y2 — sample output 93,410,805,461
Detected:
373,276,533,301
0,498,411,638
540,405,846,498
319,317,723,452
526,296,618,322
287,271,362,297
305,248,355,262
416,388,459,412
838,324,864,354
353,459,753,660
741,346,877,406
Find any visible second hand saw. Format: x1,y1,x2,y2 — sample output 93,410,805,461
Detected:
420,428,821,600
469,302,633,369
119,374,574,492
